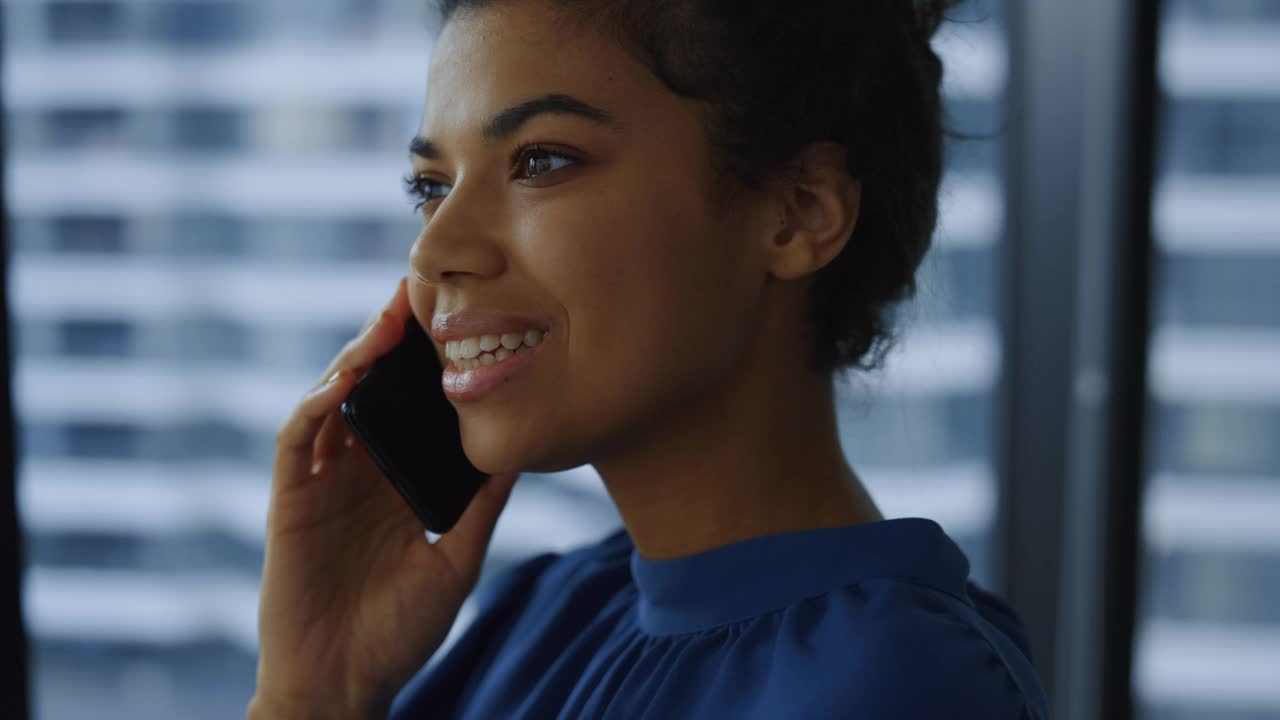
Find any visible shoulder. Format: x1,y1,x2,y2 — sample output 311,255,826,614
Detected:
771,578,1048,719
389,528,634,718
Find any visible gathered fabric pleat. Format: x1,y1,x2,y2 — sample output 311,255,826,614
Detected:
390,520,1049,720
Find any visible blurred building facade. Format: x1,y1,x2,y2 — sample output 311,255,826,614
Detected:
1133,2,1280,719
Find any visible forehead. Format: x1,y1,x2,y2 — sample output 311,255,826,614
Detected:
420,2,661,136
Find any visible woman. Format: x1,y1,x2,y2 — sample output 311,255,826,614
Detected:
249,0,1049,718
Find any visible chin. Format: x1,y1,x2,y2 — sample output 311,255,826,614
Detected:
458,412,590,476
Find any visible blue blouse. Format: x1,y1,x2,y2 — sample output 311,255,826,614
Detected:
390,518,1049,719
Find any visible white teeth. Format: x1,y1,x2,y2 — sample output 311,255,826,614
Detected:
446,328,548,368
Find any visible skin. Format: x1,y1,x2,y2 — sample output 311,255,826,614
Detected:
251,3,889,716
407,0,884,561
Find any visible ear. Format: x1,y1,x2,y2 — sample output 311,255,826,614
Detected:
764,142,862,281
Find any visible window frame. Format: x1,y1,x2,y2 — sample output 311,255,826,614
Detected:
995,1,1160,719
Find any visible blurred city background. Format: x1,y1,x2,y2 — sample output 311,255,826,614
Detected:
1,0,1276,718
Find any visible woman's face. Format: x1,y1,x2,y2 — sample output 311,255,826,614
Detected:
407,0,774,475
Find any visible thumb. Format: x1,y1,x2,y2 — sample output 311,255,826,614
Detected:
433,473,519,583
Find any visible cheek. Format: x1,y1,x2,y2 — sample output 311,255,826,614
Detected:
529,182,727,343
517,182,748,434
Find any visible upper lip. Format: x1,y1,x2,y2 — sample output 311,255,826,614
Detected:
429,309,552,344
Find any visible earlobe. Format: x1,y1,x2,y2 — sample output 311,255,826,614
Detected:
766,148,862,281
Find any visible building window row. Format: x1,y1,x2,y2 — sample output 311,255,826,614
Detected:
8,105,416,154
44,1,251,47
12,214,421,262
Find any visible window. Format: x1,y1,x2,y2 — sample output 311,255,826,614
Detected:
146,2,250,47
7,0,435,715
4,0,1010,717
45,2,126,45
1158,255,1280,327
818,1,1012,593
63,422,141,460
51,216,127,254
57,319,133,358
1164,99,1280,174
331,217,390,259
43,108,128,150
172,107,246,152
1133,3,1280,718
170,213,247,256
169,314,249,363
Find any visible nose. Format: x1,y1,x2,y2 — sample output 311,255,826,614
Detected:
409,185,507,287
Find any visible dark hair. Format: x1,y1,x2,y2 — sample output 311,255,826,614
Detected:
432,0,956,377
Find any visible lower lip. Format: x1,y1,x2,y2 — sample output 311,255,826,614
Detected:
441,337,546,402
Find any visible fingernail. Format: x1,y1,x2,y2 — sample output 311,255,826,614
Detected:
312,370,342,393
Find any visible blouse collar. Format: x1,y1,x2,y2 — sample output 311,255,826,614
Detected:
628,517,971,636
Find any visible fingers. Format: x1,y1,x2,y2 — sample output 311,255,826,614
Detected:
314,312,402,396
318,276,412,387
361,274,413,335
312,408,353,464
272,369,356,496
432,474,520,584
388,273,413,318
279,276,410,494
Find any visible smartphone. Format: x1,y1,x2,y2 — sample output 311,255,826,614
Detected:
340,315,489,534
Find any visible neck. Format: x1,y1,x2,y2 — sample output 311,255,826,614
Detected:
593,344,883,561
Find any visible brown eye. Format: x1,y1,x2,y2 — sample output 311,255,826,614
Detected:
514,146,577,180
403,173,449,212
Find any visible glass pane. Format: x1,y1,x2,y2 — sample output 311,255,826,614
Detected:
4,1,434,716
1134,2,1280,719
6,2,1009,717
842,0,1007,581
45,2,127,46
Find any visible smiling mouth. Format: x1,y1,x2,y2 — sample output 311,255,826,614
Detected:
444,329,547,370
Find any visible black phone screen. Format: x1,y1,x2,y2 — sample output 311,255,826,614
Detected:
340,315,490,533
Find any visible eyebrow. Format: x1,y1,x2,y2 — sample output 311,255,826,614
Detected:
409,93,618,161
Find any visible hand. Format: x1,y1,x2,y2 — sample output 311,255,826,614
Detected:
250,276,519,718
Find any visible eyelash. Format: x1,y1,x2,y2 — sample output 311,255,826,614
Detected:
403,143,579,212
